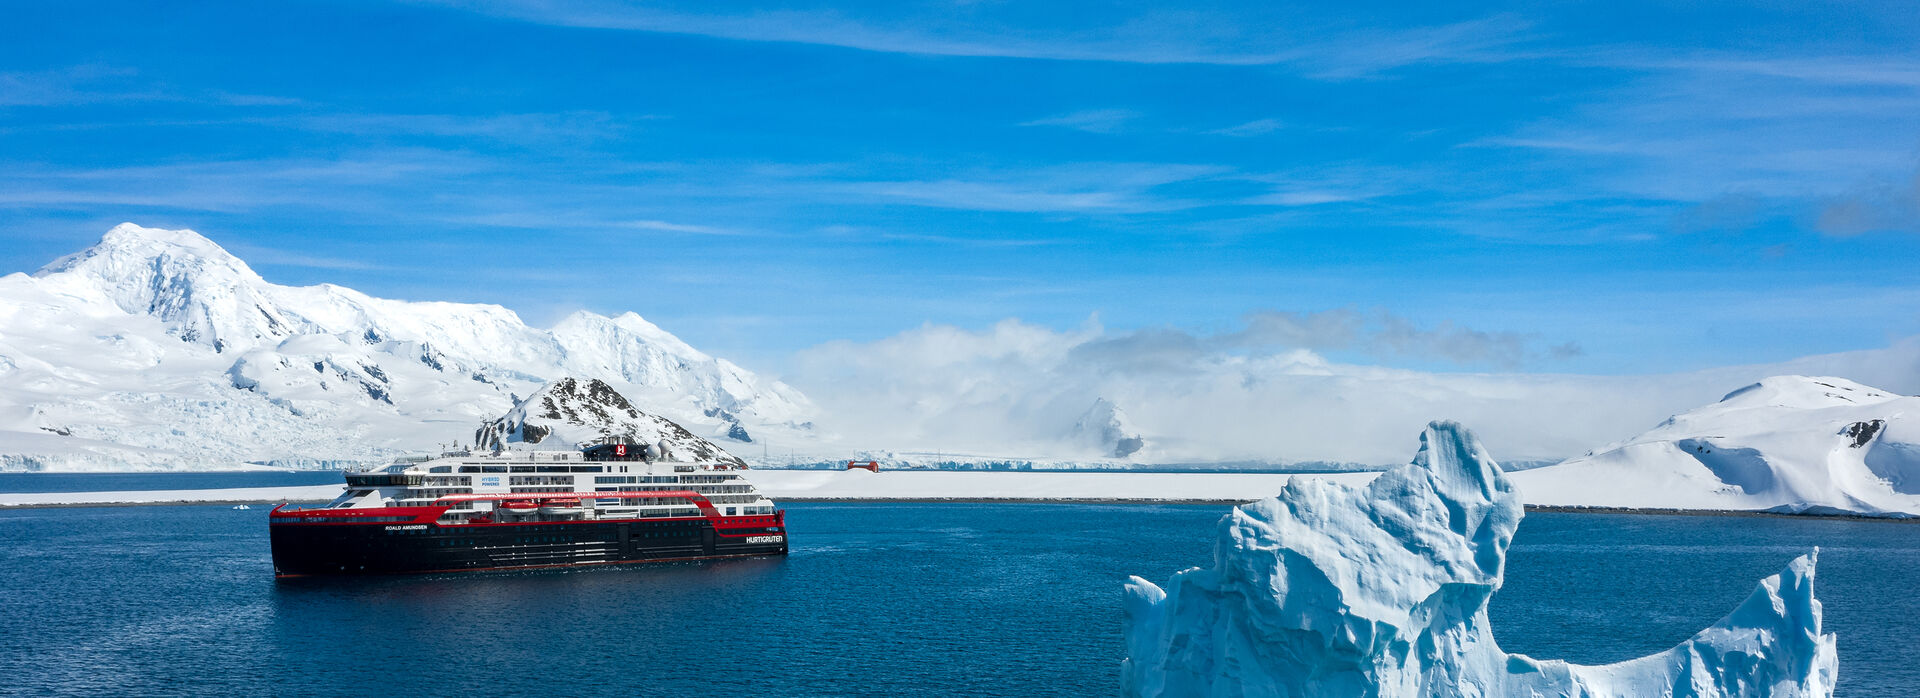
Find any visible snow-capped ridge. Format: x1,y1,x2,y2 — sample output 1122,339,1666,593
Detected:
474,377,747,467
37,222,246,276
551,309,814,427
1123,421,1836,697
0,223,815,470
35,223,290,352
1515,375,1920,516
1717,375,1896,410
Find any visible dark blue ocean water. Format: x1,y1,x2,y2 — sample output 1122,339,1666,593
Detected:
0,471,345,494
0,503,1914,696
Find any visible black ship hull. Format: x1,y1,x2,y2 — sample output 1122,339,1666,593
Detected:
270,516,788,577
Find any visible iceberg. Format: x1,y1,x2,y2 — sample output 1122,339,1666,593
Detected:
1122,421,1837,698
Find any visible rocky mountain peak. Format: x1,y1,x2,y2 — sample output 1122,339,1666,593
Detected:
475,377,747,467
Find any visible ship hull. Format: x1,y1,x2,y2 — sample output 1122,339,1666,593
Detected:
270,517,788,577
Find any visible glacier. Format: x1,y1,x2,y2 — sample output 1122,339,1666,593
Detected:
1122,422,1837,698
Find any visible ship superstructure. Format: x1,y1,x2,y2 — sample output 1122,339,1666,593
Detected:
268,444,787,576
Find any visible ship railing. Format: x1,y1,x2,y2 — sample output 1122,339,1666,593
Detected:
432,490,723,518
346,472,424,487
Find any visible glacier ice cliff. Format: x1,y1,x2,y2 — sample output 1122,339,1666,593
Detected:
1122,421,1837,698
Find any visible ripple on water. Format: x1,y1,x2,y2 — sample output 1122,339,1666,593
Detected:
0,503,1914,696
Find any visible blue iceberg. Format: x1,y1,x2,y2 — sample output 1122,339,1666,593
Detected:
1123,422,1837,697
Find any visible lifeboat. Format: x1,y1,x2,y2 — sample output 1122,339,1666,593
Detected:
498,500,539,514
539,498,587,516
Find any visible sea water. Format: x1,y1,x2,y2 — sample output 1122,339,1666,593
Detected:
0,502,1913,696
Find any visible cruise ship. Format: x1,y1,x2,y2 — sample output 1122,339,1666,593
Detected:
268,443,787,577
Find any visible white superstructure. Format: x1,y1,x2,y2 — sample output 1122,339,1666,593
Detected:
330,448,779,524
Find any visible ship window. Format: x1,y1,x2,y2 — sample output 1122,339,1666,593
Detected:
430,466,451,473
459,466,479,473
481,466,507,473
570,466,602,473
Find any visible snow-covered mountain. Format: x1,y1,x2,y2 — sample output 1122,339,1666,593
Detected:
474,377,747,467
1073,398,1147,458
1513,375,1920,516
0,223,816,470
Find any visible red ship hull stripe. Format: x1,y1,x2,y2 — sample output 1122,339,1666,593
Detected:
273,550,780,579
269,502,787,537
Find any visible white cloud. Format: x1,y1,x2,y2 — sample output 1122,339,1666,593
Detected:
0,65,300,108
1817,170,1920,236
788,318,1920,465
1205,118,1285,137
1468,51,1920,211
0,150,490,214
834,162,1231,214
623,219,739,235
785,311,1895,465
284,111,636,143
419,1,1535,76
1019,109,1139,134
0,65,153,106
220,243,395,272
1597,53,1920,88
1245,190,1374,206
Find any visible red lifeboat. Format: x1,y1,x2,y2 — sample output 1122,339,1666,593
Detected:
498,500,539,514
539,498,587,516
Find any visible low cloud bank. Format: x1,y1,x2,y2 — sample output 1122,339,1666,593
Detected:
788,316,1920,465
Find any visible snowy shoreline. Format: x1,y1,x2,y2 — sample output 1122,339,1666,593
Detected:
1520,503,1918,521
0,484,344,508
4,469,1919,521
6,499,1913,523
6,499,1913,522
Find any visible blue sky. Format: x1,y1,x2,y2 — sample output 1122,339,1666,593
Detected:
3,0,1918,375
